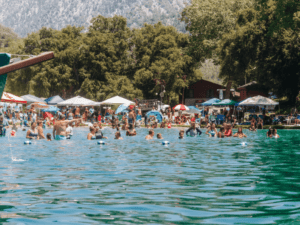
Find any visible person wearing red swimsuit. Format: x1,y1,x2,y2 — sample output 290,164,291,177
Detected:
224,125,232,137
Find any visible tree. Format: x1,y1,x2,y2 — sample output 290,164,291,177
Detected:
218,0,300,104
132,22,202,103
181,0,254,61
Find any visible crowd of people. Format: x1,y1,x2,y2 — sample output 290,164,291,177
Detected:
0,103,282,141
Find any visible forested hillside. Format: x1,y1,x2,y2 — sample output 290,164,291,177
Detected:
0,0,187,37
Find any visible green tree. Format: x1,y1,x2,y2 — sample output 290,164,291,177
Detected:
132,22,202,104
218,0,300,104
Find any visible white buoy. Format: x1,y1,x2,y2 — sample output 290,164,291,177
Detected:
97,141,105,145
24,141,31,145
162,141,170,145
241,142,247,146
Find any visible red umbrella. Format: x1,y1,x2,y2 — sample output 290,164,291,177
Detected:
173,104,189,111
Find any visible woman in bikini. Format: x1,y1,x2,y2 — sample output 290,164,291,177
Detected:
233,127,247,138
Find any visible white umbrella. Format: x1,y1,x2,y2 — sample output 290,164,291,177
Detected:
100,96,135,105
57,96,96,106
239,95,279,106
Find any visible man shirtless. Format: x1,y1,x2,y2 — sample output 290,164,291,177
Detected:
37,121,46,139
145,130,155,140
53,115,82,140
128,110,135,125
75,106,81,118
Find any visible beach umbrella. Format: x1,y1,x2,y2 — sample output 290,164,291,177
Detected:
212,99,238,106
173,104,189,111
201,98,220,106
41,105,60,113
115,104,129,114
146,110,163,123
187,106,202,114
239,95,279,106
27,102,49,109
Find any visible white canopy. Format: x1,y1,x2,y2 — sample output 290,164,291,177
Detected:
57,96,95,106
239,95,279,106
100,96,135,105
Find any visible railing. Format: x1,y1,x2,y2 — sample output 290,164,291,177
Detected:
138,99,160,111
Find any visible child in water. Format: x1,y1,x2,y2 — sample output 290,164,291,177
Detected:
46,133,52,141
179,130,184,139
157,133,163,139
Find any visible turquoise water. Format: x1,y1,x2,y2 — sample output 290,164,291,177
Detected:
1,128,300,224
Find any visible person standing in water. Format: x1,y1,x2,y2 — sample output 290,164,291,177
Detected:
157,133,163,139
87,126,96,140
179,130,185,139
272,129,280,138
53,115,82,140
186,122,202,137
114,131,123,140
145,130,155,140
37,121,46,139
126,123,137,136
26,122,39,140
128,110,135,126
233,127,247,138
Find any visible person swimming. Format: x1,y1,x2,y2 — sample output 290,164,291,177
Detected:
206,123,217,137
126,123,137,136
179,130,184,139
267,127,273,138
114,131,123,140
233,127,247,138
145,130,154,140
217,126,225,138
87,126,96,140
46,133,52,141
93,123,108,139
157,133,163,139
272,128,279,138
186,122,202,137
224,124,232,137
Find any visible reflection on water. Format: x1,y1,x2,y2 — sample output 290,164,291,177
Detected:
0,127,300,224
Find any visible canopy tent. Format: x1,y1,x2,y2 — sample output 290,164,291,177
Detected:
212,99,238,106
238,95,279,106
187,106,202,114
146,110,163,123
21,94,46,104
45,95,64,105
1,92,27,104
201,98,220,106
41,105,60,113
100,96,135,105
115,104,129,114
57,96,95,106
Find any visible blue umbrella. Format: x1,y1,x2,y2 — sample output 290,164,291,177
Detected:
146,110,163,123
201,98,220,106
187,106,202,114
115,104,129,114
41,105,60,113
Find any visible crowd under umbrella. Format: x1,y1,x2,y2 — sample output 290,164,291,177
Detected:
44,95,64,105
146,110,163,123
21,94,46,104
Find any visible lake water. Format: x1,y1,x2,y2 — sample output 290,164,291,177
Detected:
0,127,300,224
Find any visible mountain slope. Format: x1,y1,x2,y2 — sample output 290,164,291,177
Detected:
0,0,188,37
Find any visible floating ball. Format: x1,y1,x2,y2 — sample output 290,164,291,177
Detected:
241,142,247,146
97,141,105,145
24,141,31,145
162,141,170,145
